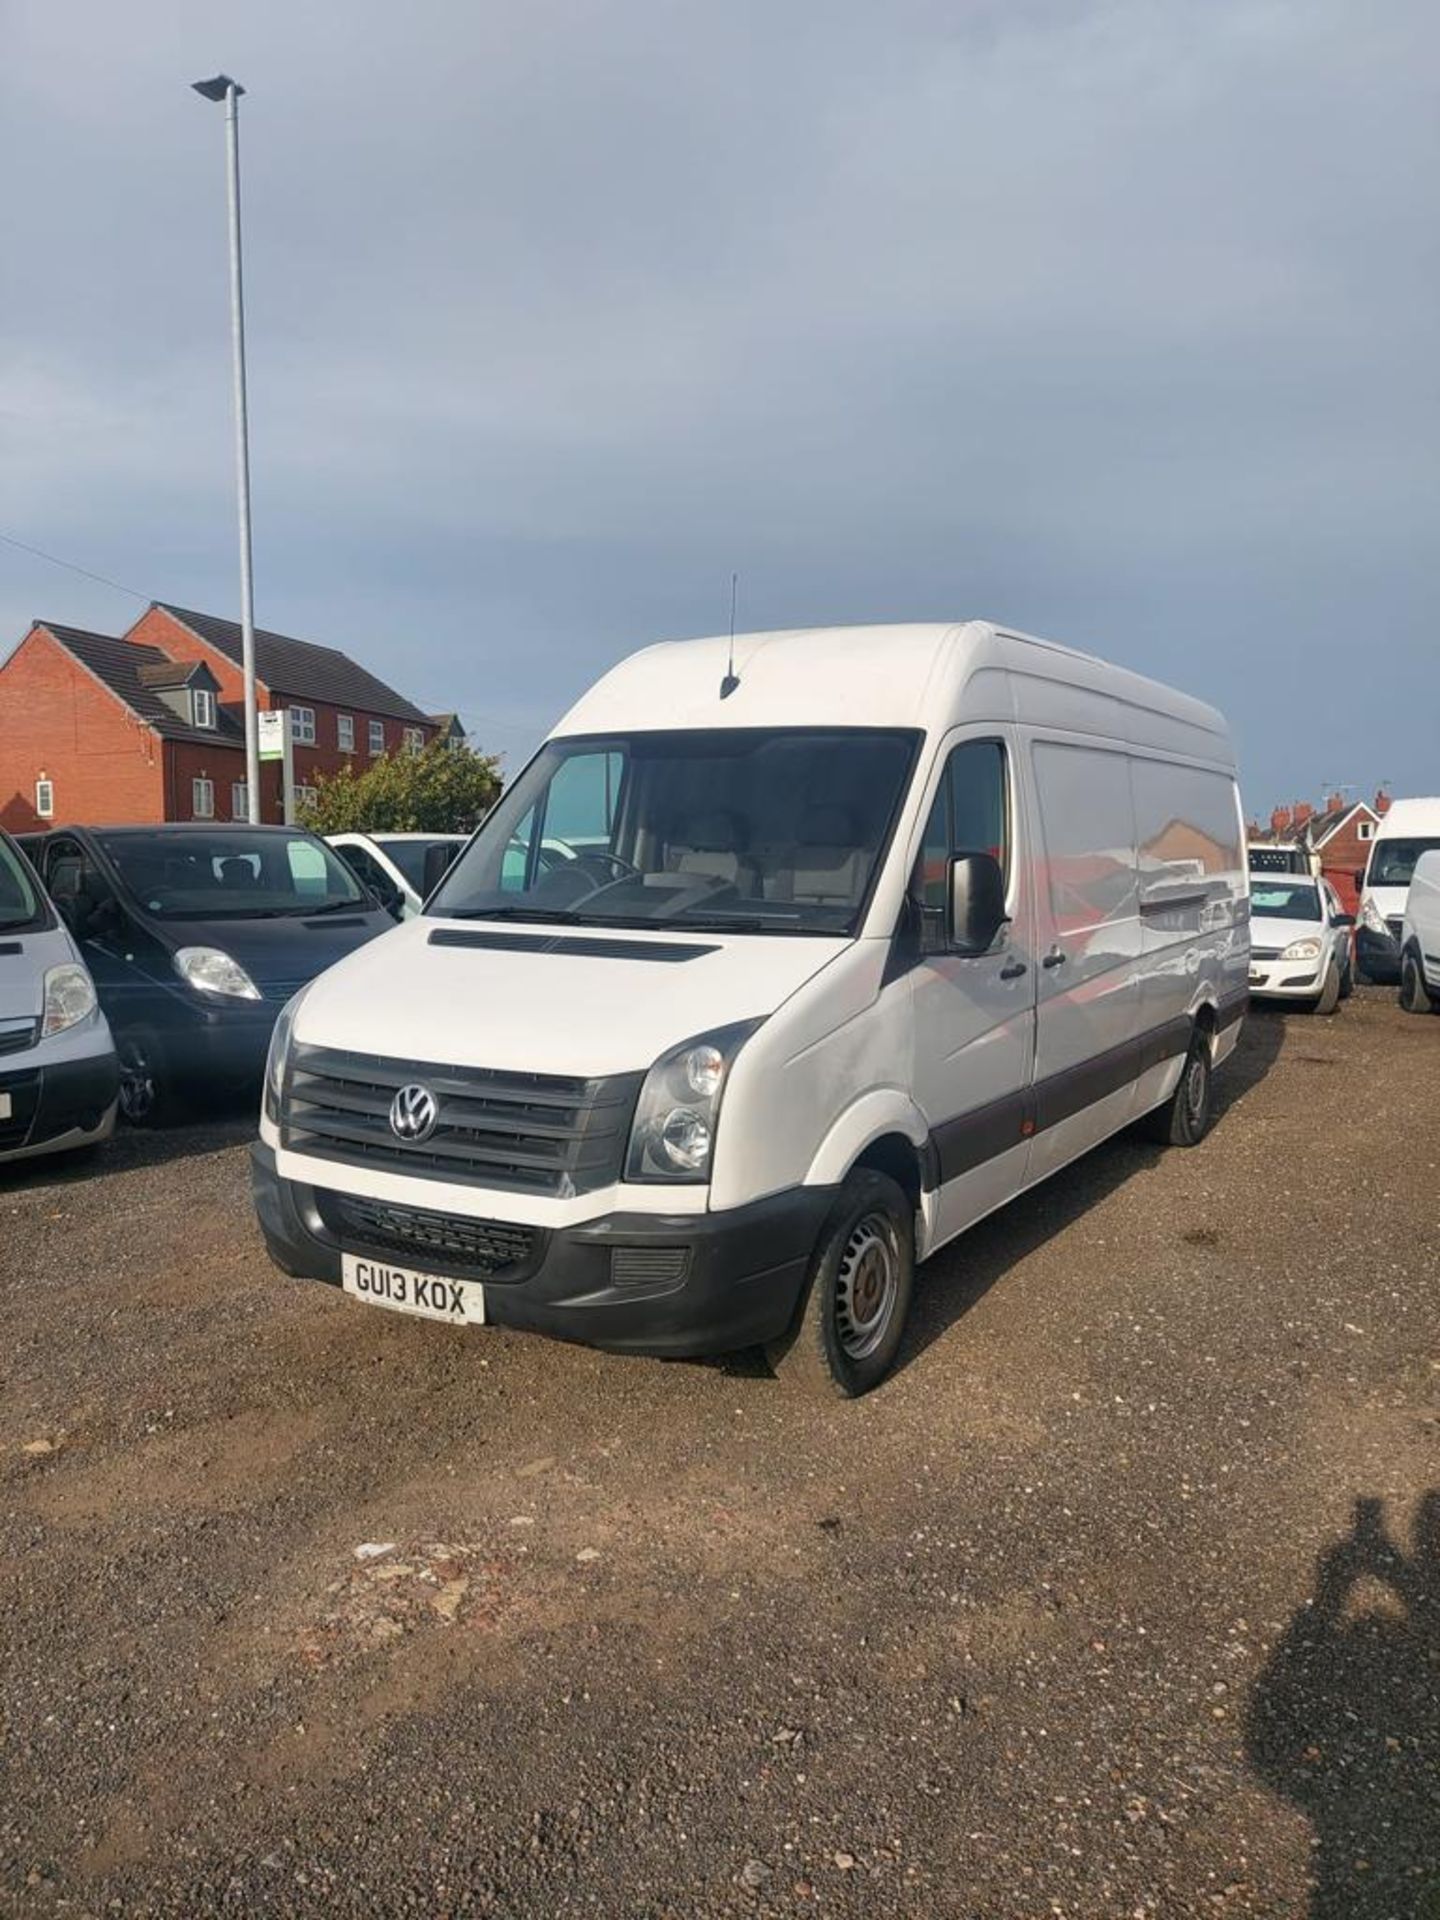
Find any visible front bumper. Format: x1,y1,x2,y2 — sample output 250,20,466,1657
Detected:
153,1004,277,1092
0,1049,120,1164
249,1142,835,1358
1356,925,1402,983
1248,961,1321,998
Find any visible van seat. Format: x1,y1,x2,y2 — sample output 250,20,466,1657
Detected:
775,804,865,906
666,810,757,892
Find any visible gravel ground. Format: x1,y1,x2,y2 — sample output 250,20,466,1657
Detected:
2,990,1438,1919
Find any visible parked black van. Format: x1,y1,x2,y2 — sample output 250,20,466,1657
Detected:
27,825,394,1122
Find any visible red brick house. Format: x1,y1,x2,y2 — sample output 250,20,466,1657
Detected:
1247,792,1387,915
1300,792,1387,915
0,602,449,832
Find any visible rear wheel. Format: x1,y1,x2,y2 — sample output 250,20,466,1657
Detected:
766,1169,915,1399
1140,1029,1213,1147
1399,951,1436,1015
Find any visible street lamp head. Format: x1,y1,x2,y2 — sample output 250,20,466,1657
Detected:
191,74,244,102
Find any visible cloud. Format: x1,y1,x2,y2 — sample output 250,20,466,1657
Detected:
2,0,1436,794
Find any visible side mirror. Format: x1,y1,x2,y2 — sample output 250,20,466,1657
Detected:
1335,912,1356,928
947,852,1007,954
422,842,457,896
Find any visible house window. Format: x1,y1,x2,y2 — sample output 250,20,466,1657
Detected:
1358,820,1375,840
35,778,54,819
337,713,355,753
192,777,215,819
289,705,317,745
403,726,425,755
293,784,319,816
369,720,386,756
231,781,249,820
192,687,217,730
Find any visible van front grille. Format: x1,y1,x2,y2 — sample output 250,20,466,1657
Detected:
0,1021,37,1058
280,1043,642,1196
316,1189,539,1281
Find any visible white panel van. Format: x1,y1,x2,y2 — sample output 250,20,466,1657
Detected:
1355,797,1440,983
1398,848,1440,1013
251,623,1249,1395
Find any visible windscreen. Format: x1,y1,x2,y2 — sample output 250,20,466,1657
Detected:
98,830,366,919
429,728,920,934
377,837,465,891
1367,837,1440,889
0,834,43,931
1250,882,1321,921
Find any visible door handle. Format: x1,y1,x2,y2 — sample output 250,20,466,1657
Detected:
999,959,1027,980
1042,949,1067,969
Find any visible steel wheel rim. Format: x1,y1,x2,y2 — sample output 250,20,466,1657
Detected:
835,1211,900,1361
1184,1055,1207,1127
118,1042,155,1122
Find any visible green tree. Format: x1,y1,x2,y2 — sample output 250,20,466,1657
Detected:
299,740,503,834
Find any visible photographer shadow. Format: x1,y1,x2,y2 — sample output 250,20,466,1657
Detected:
1246,1493,1440,1917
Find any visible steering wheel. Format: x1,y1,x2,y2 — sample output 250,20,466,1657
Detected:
567,850,640,885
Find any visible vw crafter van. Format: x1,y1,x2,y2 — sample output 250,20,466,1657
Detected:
252,623,1249,1396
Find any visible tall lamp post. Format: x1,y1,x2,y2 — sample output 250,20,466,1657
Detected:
192,73,260,824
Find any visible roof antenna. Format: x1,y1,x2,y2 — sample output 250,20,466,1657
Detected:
720,571,740,699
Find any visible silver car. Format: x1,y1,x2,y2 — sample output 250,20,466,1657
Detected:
0,830,119,1165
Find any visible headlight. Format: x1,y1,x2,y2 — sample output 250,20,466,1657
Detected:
1281,937,1322,961
174,946,262,1001
1359,897,1389,934
263,991,304,1125
42,963,98,1036
626,1020,762,1183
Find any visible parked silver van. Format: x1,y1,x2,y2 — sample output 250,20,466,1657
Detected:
0,829,118,1166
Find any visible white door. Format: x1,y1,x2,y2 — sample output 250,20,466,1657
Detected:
907,732,1037,1247
1026,737,1144,1182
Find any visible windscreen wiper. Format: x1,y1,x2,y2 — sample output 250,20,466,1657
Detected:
443,905,579,924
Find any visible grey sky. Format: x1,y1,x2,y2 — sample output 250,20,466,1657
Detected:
3,0,1436,807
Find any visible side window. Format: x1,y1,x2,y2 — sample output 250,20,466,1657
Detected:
913,739,1009,943
541,749,625,851
1032,743,1137,934
286,839,330,899
339,844,386,895
501,804,538,892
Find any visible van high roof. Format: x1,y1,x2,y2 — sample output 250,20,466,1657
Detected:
556,621,1233,764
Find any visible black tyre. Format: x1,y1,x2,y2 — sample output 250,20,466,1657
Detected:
765,1169,915,1399
1311,962,1342,1016
1399,951,1436,1015
1339,953,1354,999
116,1029,175,1127
1140,1030,1213,1147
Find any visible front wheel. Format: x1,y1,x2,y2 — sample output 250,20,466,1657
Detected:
1399,951,1436,1015
1139,1030,1213,1147
1310,962,1342,1016
766,1169,915,1399
116,1030,175,1127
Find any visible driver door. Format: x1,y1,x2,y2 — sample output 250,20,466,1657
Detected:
908,731,1038,1247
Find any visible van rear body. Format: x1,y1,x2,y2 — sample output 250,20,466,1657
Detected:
252,622,1248,1391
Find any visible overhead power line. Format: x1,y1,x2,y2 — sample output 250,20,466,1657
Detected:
0,528,151,603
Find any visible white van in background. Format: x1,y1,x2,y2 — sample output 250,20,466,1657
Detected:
1355,797,1440,983
1398,848,1440,1014
251,622,1248,1396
